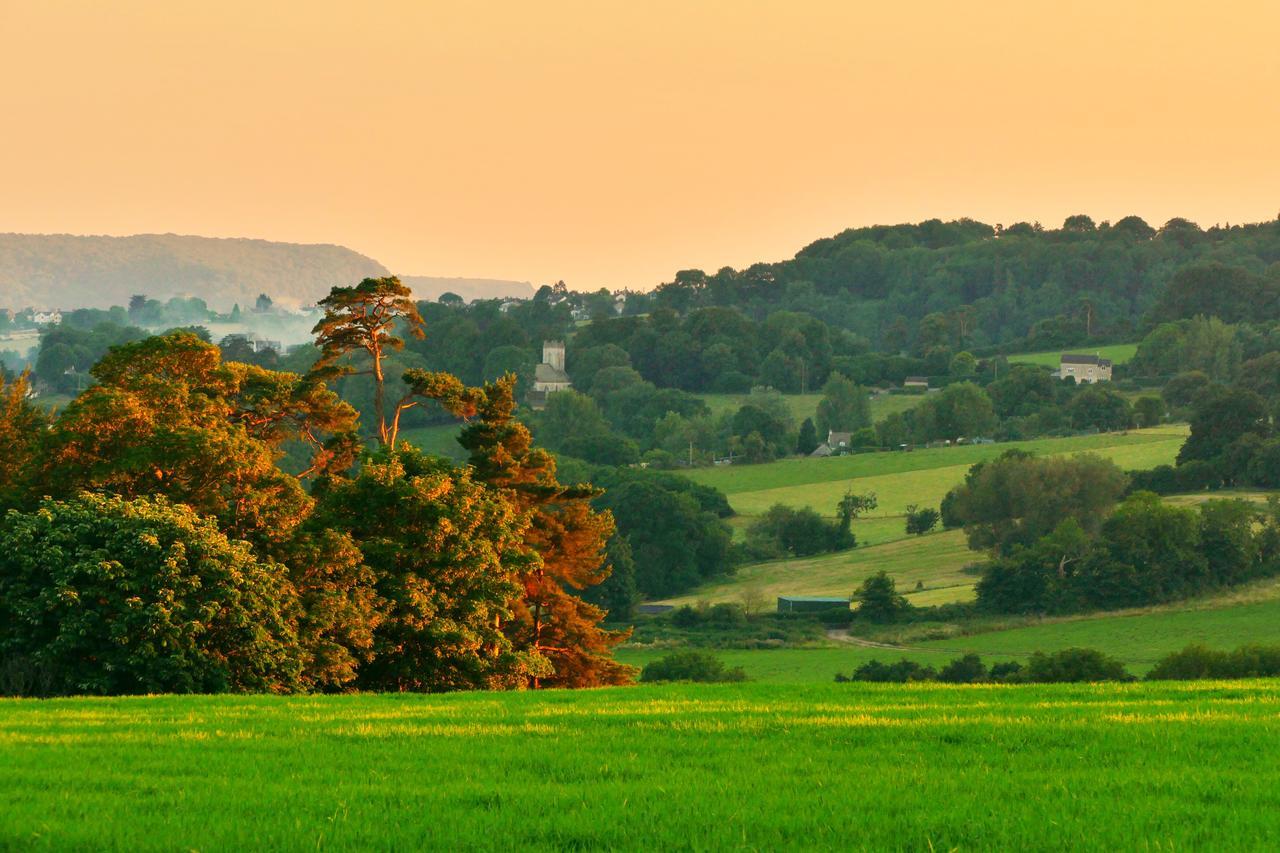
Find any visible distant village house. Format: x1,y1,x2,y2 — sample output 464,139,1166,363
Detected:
1058,354,1113,383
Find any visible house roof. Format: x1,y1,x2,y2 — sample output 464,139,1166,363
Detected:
1060,353,1112,367
777,596,850,604
904,376,929,384
828,431,853,445
534,363,571,383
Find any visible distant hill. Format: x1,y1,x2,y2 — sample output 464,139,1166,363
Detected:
0,233,390,311
398,275,534,303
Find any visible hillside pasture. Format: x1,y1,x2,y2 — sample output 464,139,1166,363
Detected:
660,529,974,607
1007,341,1138,368
697,390,924,425
624,578,1280,681
682,427,1185,525
5,683,1280,850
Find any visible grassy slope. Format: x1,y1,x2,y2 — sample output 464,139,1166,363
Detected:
622,578,1280,681
1008,342,1138,367
699,391,924,424
683,426,1186,498
5,684,1280,849
661,529,975,606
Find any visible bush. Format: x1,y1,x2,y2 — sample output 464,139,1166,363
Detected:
1022,648,1133,683
706,602,747,627
1148,643,1280,680
639,651,747,683
989,661,1025,682
745,503,853,559
845,658,937,683
904,505,941,536
671,605,703,628
853,571,912,623
0,493,304,697
937,653,987,684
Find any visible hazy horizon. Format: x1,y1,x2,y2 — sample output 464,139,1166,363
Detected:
2,0,1277,291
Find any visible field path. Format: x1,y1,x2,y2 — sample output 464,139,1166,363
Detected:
826,628,914,650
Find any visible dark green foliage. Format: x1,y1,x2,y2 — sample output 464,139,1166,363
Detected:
1021,648,1133,683
34,321,147,394
796,417,819,455
639,651,747,683
977,494,1273,615
1066,384,1133,432
0,493,304,697
1147,644,1280,680
313,446,537,692
853,571,911,623
904,505,940,536
937,654,988,684
837,650,1130,684
945,451,1129,555
1134,396,1165,428
1178,385,1270,472
840,659,936,683
746,503,854,559
595,479,734,598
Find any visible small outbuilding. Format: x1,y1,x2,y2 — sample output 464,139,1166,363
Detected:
777,596,851,614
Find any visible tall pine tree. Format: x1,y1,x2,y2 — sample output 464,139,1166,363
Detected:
408,371,635,687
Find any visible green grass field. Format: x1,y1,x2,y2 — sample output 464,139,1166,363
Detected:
1007,342,1138,368
682,426,1186,525
5,682,1280,849
625,577,1280,681
662,528,975,606
698,391,924,425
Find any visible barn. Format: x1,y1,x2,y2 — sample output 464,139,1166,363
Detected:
776,596,850,614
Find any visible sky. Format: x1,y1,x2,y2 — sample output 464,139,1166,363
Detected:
1,1,1278,291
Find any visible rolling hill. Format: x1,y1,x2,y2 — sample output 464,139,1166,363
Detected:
0,233,533,311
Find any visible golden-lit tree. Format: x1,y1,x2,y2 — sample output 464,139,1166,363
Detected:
310,277,424,447
408,371,635,687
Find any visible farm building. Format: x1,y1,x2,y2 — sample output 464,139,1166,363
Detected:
777,596,850,614
904,376,929,389
1058,353,1113,383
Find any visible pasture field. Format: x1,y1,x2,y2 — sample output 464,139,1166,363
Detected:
622,578,1280,680
698,391,924,424
5,683,1280,850
681,427,1186,521
1007,341,1139,368
661,528,975,606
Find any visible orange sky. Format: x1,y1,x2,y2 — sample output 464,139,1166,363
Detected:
2,1,1277,290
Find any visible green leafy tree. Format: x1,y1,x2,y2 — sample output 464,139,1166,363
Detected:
0,493,304,696
854,571,911,623
904,505,940,536
815,372,870,437
1179,386,1270,467
945,451,1129,555
796,417,819,454
1134,396,1165,428
314,446,538,692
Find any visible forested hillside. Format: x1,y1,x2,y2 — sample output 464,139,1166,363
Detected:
650,216,1280,351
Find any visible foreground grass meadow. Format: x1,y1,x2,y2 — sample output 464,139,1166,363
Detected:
5,682,1280,850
